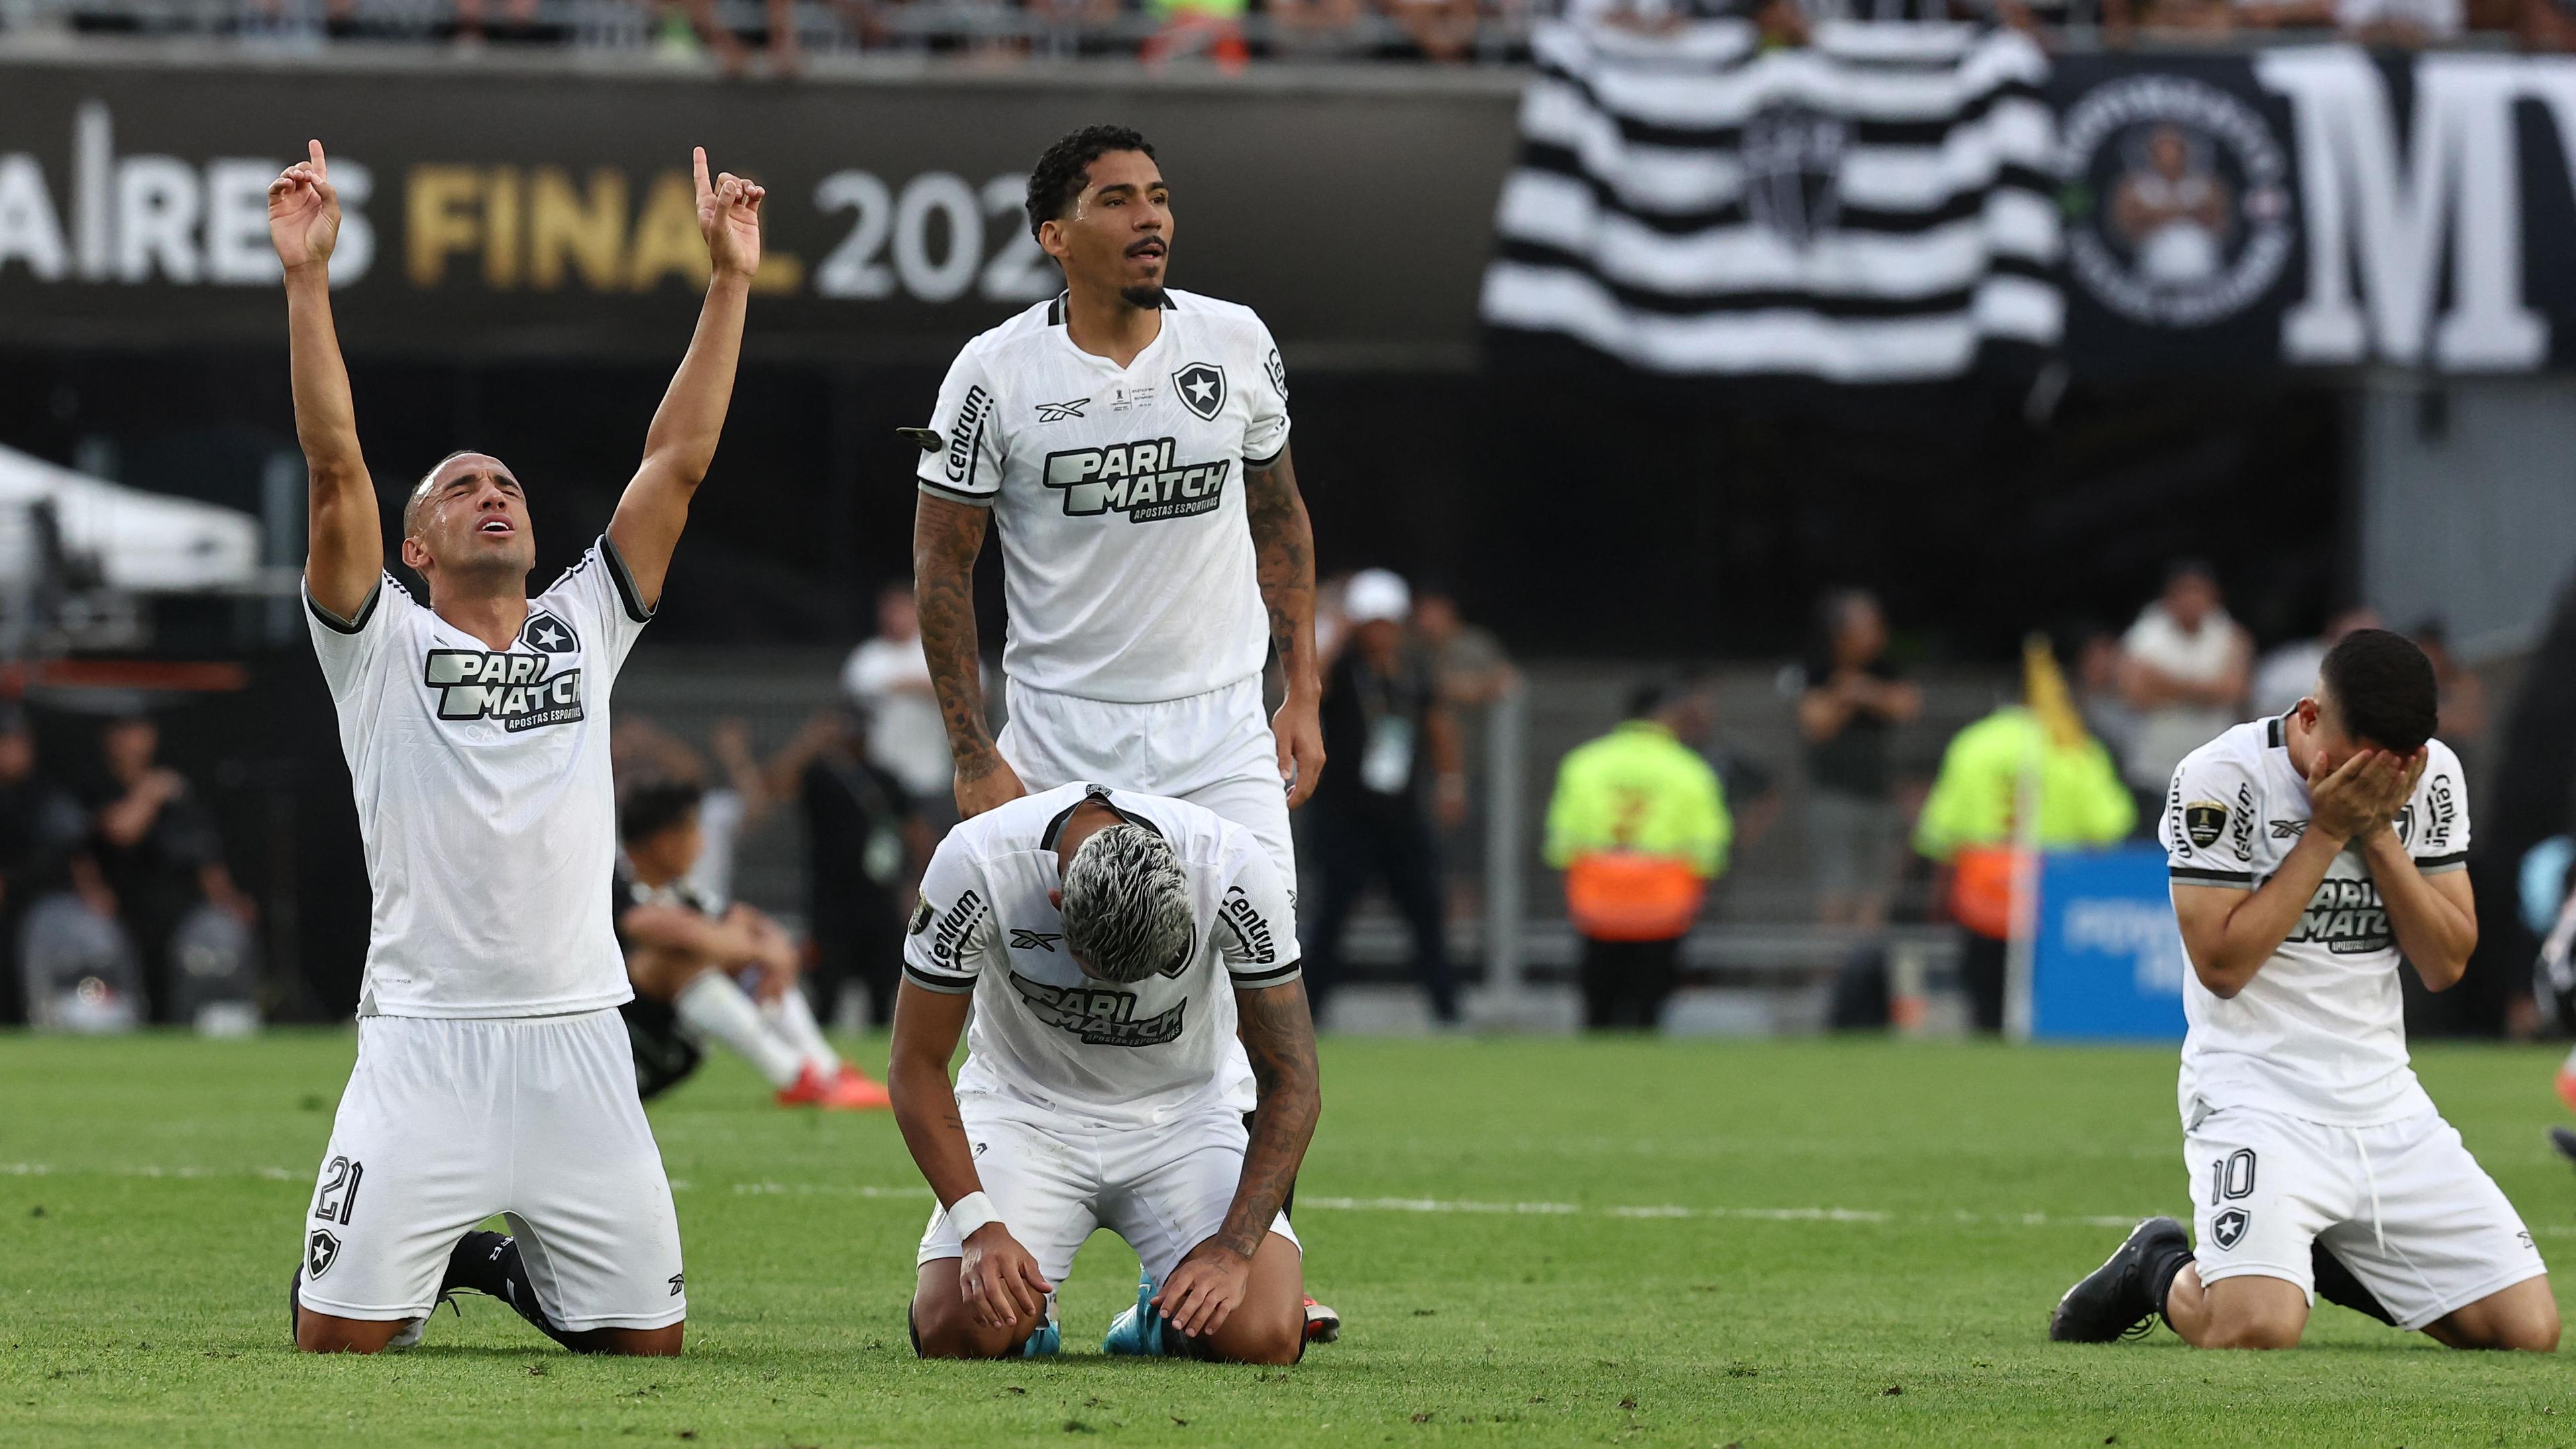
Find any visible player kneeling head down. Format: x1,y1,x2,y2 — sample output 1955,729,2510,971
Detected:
891,784,1316,1364
2051,629,2557,1353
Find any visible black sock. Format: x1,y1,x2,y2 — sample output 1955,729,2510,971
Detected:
2310,1243,2398,1326
445,1231,578,1348
2144,1242,2196,1318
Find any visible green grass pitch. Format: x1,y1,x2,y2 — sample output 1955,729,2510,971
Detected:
5,1030,2575,1446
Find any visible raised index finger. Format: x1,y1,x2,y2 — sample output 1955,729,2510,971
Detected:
307,139,328,180
692,146,712,204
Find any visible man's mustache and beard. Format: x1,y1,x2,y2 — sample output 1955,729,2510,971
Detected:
1120,237,1167,310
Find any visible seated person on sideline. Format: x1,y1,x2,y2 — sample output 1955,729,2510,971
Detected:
614,777,887,1110
2050,629,2556,1352
890,782,1317,1365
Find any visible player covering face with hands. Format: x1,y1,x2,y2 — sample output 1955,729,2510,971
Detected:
2052,629,2555,1353
891,784,1318,1364
276,142,762,1356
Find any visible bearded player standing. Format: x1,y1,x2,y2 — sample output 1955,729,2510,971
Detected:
908,124,1336,1344
274,141,762,1354
2049,630,2556,1352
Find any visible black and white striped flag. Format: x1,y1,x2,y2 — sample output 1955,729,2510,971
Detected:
1480,21,2061,382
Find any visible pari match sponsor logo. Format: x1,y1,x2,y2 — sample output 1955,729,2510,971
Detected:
1008,971,1187,1048
421,610,585,732
1043,436,1232,523
2059,74,2292,329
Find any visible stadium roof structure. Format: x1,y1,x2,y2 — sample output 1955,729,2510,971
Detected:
0,443,261,594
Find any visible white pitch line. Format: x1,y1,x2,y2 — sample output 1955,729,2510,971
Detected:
8,1163,2571,1242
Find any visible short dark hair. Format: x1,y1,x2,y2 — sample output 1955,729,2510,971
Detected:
1025,125,1155,241
618,775,704,847
2318,628,2438,755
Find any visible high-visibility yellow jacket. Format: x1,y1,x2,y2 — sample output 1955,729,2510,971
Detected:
1913,706,2134,863
1544,721,1731,878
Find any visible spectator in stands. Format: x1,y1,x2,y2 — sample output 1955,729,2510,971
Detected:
1546,679,1731,1032
1301,570,1466,1029
80,714,254,1023
1142,0,1250,69
1268,0,1368,52
2415,619,2489,753
2116,559,2251,824
2524,0,2576,50
2252,605,2380,718
1915,635,2135,1034
1417,587,1517,709
843,583,956,828
2336,0,2463,42
773,707,925,1030
0,708,89,1025
1795,589,1921,931
2101,0,2237,39
1386,0,1481,60
676,0,804,74
2073,624,2139,787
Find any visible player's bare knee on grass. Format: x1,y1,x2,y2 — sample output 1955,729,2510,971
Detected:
911,1262,1044,1359
563,1324,686,1356
2188,1277,2308,1350
294,1311,407,1354
2434,1279,2560,1352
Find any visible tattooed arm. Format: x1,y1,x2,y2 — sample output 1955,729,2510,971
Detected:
1245,444,1326,806
1152,981,1321,1337
913,492,1024,818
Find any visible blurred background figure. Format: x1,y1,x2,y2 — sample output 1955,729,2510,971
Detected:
2072,624,2140,792
81,713,254,1024
0,707,100,1026
2116,561,2252,826
612,714,775,908
1546,679,1730,1032
2414,619,2489,751
1794,589,1921,932
1913,635,2135,1034
2252,604,2380,718
842,584,955,830
613,775,888,1109
777,707,924,1031
1301,569,1466,1030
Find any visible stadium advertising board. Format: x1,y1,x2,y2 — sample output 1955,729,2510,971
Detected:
0,61,1519,366
2026,845,2189,1042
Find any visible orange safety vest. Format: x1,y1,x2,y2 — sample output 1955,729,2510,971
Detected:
1946,845,2026,941
1564,851,1705,942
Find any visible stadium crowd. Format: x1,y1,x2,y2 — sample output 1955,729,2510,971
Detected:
7,0,2573,72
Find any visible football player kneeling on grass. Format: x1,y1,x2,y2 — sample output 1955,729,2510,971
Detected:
890,783,1316,1363
2051,630,2557,1353
614,776,889,1110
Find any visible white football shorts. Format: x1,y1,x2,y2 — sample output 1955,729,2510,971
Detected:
916,1094,1299,1287
294,1009,687,1330
2184,1102,2543,1330
998,675,1295,892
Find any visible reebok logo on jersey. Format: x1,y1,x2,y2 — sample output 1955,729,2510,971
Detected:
423,649,584,732
928,890,987,967
1042,437,1232,523
1220,885,1275,966
1036,398,1089,423
2271,818,2306,839
1010,928,1062,952
947,384,994,488
1173,362,1226,421
1008,971,1186,1048
2286,877,2392,954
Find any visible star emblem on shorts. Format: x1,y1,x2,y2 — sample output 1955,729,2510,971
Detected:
522,610,576,653
1173,362,1227,421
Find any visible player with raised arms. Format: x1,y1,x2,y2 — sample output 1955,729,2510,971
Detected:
906,123,1338,1343
889,782,1317,1363
2050,630,2557,1352
272,140,763,1355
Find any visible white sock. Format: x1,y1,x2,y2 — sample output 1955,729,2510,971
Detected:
762,984,843,1076
675,970,807,1089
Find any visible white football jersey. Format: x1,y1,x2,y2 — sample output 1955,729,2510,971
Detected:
2163,715,2471,1127
307,537,652,1018
902,782,1302,1126
914,289,1291,704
